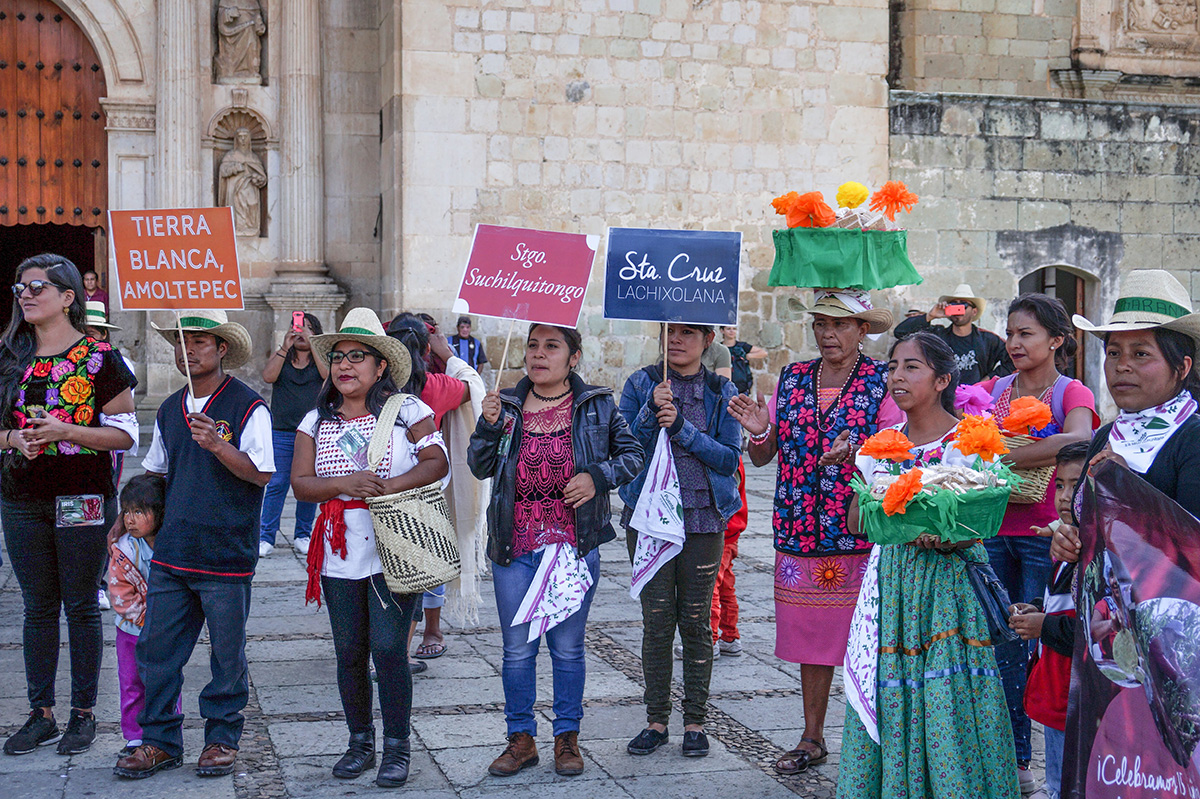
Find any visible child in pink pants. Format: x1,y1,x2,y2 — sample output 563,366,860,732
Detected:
107,475,175,753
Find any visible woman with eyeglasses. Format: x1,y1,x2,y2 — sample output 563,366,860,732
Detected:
0,255,138,757
291,308,449,788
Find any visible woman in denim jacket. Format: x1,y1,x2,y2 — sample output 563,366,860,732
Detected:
618,323,742,759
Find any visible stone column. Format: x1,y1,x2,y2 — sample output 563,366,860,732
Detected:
155,0,201,207
267,0,345,329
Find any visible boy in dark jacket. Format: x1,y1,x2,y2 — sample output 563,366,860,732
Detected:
1007,440,1090,799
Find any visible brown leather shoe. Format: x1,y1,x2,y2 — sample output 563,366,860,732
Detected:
113,744,184,779
487,732,538,777
196,742,238,777
554,731,584,776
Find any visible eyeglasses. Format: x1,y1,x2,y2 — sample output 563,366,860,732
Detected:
11,279,60,298
328,349,373,364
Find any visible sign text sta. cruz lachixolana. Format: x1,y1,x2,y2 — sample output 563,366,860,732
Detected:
108,207,244,310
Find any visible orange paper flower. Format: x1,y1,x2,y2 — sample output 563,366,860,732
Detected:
868,180,919,221
1002,396,1053,435
954,414,1010,462
859,428,916,462
772,190,836,228
882,468,924,516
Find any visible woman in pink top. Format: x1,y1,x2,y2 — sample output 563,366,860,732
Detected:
977,293,1099,791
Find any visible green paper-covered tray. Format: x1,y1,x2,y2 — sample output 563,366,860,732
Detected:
769,228,922,291
851,477,1013,545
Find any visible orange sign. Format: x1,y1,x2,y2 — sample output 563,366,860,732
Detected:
108,207,243,310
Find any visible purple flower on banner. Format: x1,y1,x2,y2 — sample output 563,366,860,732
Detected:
86,352,103,375
50,359,74,382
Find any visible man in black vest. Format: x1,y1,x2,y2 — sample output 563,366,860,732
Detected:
449,314,489,371
115,311,274,780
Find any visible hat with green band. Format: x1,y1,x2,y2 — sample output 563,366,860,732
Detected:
310,307,412,388
1073,269,1200,342
151,309,253,370
84,301,120,331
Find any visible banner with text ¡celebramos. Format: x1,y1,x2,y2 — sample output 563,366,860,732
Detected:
603,227,741,326
1062,461,1200,799
453,224,599,328
108,207,243,311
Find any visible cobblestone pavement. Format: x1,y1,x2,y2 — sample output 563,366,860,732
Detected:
0,462,1045,798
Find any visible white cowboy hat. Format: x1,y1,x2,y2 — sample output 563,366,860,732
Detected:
84,301,119,331
791,288,894,335
151,310,253,370
938,283,987,317
1073,269,1200,341
310,308,413,387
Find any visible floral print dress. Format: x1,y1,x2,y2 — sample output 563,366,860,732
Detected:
836,425,1020,799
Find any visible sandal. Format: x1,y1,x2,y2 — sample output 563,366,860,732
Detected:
773,737,828,774
413,642,447,659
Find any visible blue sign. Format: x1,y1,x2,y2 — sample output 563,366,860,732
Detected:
603,227,742,326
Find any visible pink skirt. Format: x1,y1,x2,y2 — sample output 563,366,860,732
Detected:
774,550,870,665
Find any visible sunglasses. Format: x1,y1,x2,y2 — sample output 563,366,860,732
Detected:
11,279,61,298
328,349,374,364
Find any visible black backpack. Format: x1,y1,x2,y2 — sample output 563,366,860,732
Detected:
729,342,753,395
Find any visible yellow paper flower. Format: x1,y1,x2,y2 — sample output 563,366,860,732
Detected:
836,181,869,209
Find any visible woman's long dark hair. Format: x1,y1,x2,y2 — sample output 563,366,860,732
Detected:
315,342,403,425
285,312,323,365
386,313,429,396
1008,293,1078,371
1104,328,1200,398
890,331,960,414
0,254,89,422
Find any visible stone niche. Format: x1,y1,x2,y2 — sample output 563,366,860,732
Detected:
212,0,268,85
210,109,271,237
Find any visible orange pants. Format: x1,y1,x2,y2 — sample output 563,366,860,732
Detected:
711,459,747,644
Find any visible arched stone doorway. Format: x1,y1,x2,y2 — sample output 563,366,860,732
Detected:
0,0,107,328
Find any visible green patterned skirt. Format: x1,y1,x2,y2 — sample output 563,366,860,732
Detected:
836,543,1021,799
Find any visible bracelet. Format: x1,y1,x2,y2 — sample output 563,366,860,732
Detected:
276,349,287,357
748,422,772,445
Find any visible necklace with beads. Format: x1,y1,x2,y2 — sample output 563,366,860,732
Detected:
814,354,862,432
531,385,571,402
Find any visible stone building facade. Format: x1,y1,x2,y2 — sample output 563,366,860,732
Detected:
1,0,1198,405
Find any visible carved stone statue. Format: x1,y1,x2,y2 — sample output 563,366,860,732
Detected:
219,127,267,236
215,0,266,84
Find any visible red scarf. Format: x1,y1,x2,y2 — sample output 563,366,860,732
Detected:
305,498,369,606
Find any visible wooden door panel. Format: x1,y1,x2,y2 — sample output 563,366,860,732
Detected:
0,0,106,227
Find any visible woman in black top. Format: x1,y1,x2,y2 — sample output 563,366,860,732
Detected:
259,313,327,557
0,255,137,756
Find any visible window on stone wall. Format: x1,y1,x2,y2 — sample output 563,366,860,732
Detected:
1018,267,1088,383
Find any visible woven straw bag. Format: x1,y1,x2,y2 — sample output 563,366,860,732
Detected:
1001,433,1054,504
366,394,460,595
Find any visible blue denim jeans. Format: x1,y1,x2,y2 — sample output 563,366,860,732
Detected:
1044,725,1064,799
492,548,599,737
259,429,317,544
984,534,1053,764
137,566,252,757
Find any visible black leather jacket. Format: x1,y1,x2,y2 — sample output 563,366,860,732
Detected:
468,373,644,566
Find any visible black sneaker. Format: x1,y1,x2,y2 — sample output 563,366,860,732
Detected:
681,730,709,758
626,727,669,755
56,709,96,755
4,710,60,755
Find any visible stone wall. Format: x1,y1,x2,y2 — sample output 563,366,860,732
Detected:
888,90,1200,402
892,0,1074,97
393,0,892,391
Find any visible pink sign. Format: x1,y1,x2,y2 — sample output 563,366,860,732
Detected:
453,224,598,328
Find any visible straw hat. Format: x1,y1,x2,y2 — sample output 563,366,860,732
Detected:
151,310,253,370
310,308,413,387
84,301,119,331
938,283,987,317
791,288,894,334
1074,269,1200,341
